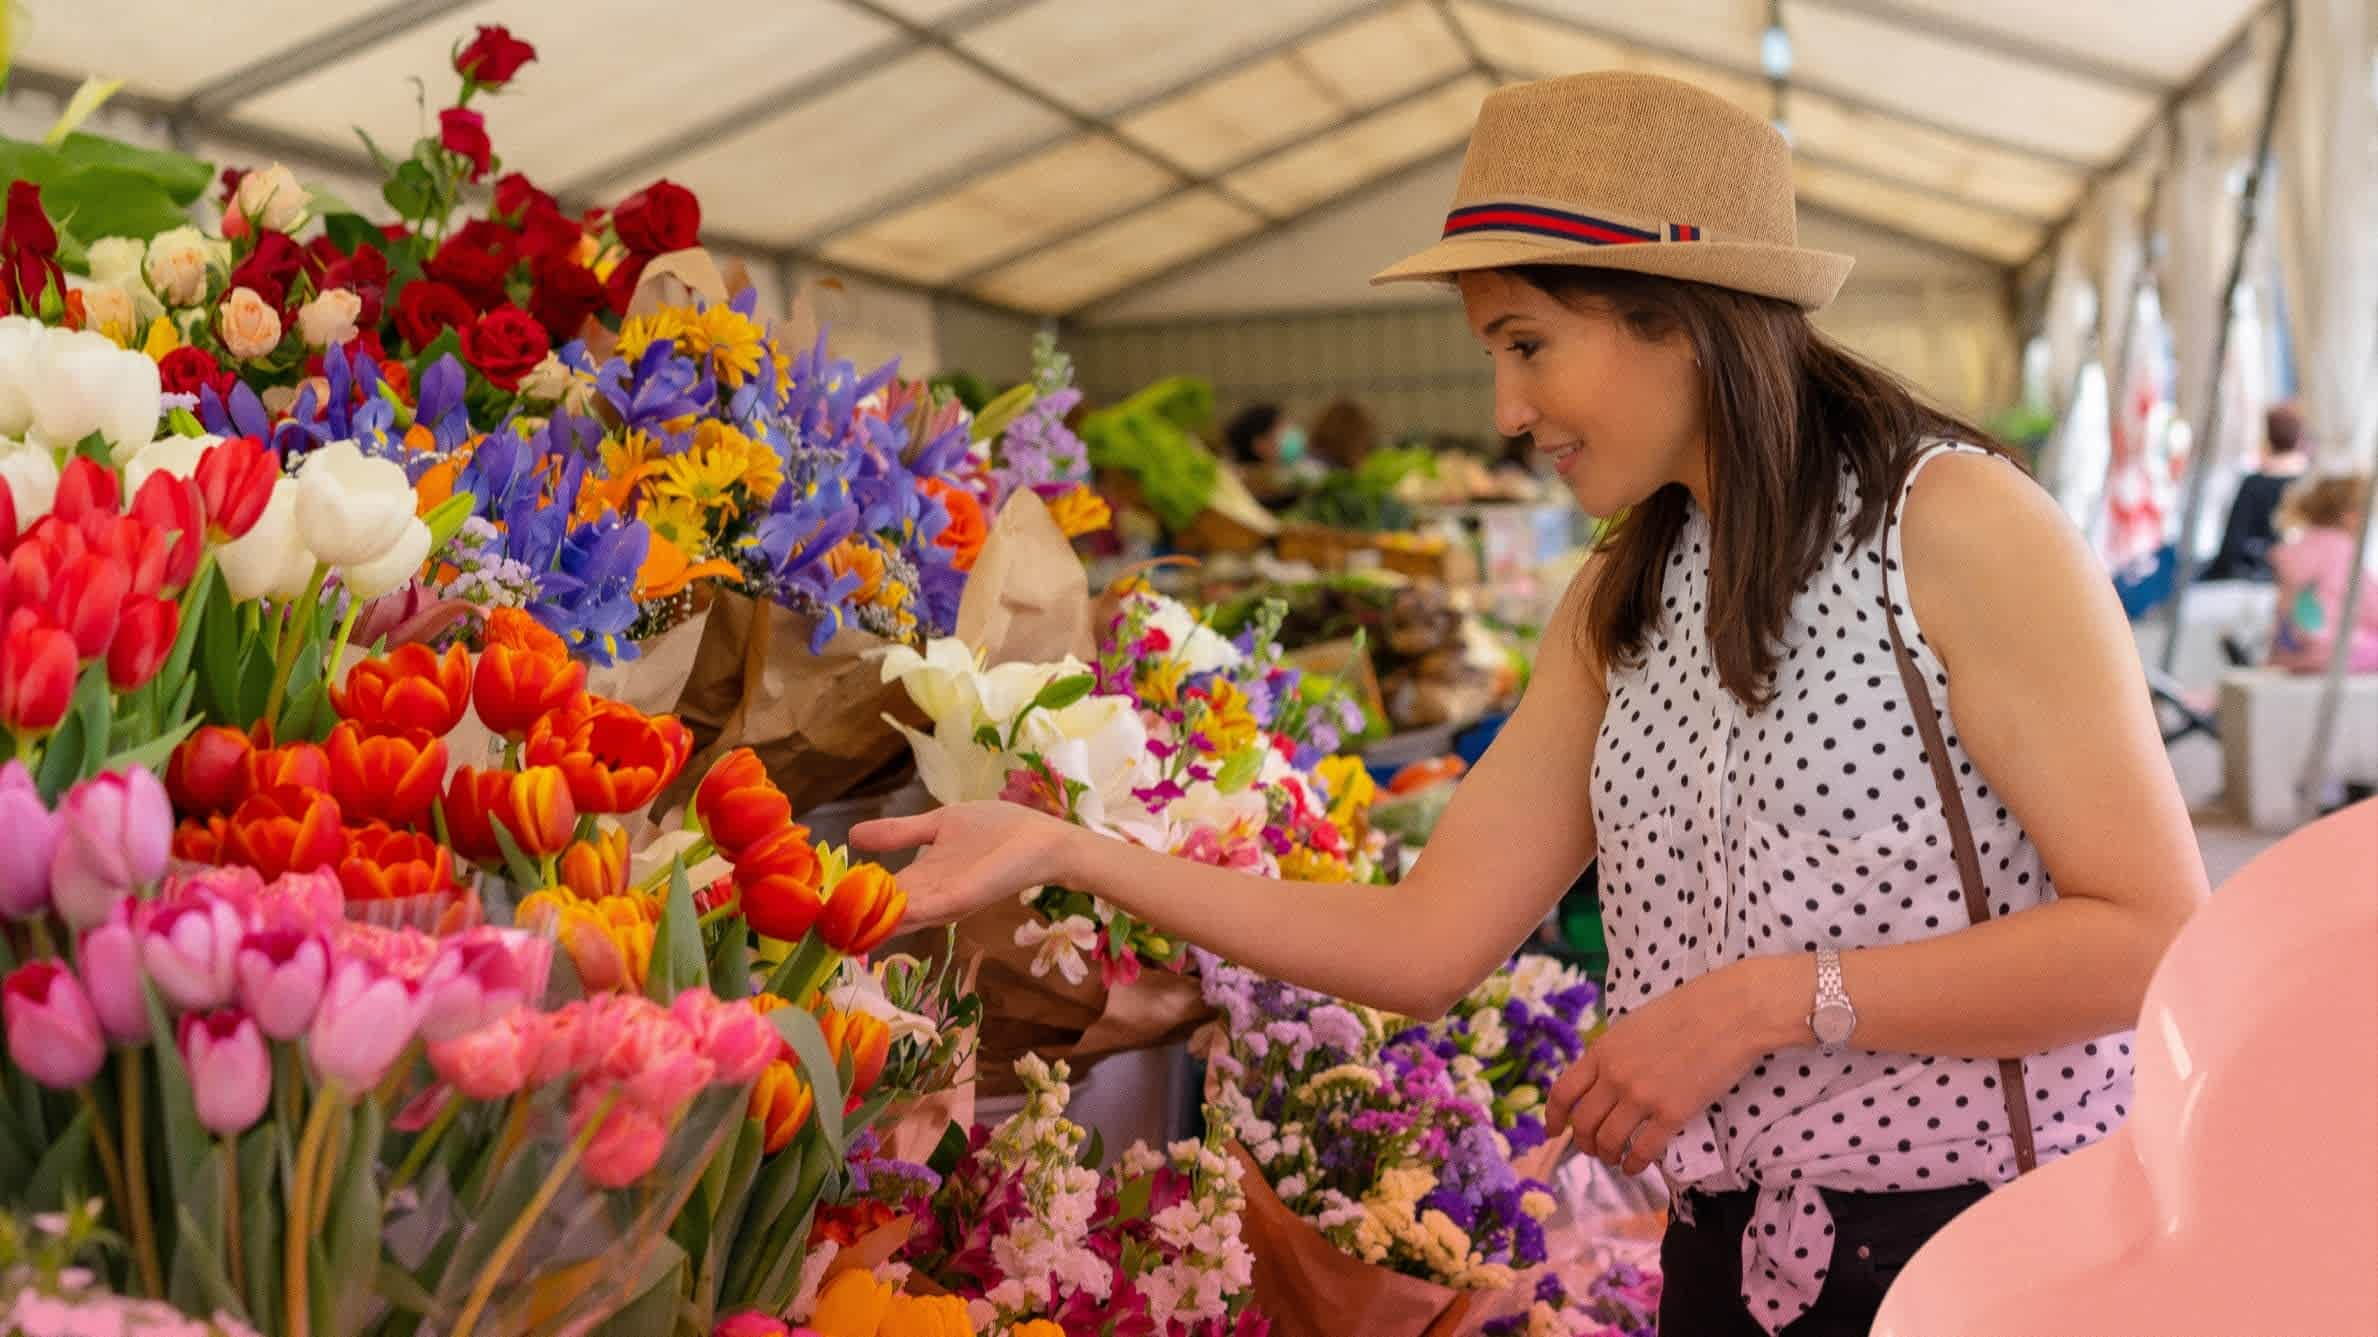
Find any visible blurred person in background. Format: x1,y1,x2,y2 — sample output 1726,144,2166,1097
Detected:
2202,402,2311,582
1309,397,1382,471
1222,401,1321,504
2265,473,2378,673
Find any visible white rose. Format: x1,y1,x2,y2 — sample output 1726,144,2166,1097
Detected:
218,479,317,602
120,434,212,496
145,226,218,307
0,441,62,526
217,286,284,361
231,163,308,233
294,439,413,568
77,282,138,340
86,237,147,286
28,328,161,451
337,517,430,599
295,288,362,350
0,317,44,437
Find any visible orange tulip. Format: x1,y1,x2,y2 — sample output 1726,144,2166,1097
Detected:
818,862,905,957
474,608,585,739
225,786,347,880
330,642,471,737
337,823,459,903
524,697,693,814
559,827,630,901
735,827,823,944
816,1007,892,1108
695,748,791,861
244,742,330,796
507,765,578,858
750,1059,814,1154
325,721,448,829
442,766,511,865
173,815,231,864
518,888,655,993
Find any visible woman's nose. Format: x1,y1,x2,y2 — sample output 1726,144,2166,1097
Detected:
1492,370,1538,440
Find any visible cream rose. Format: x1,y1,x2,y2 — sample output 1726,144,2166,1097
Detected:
218,287,284,361
86,238,147,286
231,164,308,232
295,288,362,350
145,226,218,306
79,283,138,340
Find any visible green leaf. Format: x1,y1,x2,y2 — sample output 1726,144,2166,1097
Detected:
766,1008,847,1157
971,723,1003,752
235,637,274,728
325,1101,385,1332
97,715,201,780
407,323,464,379
968,382,1039,443
1215,744,1264,795
321,211,385,256
708,913,750,1000
382,159,435,220
487,814,546,895
22,1103,94,1210
171,1202,248,1322
53,130,213,205
696,1120,765,1309
374,1261,438,1316
926,1119,970,1176
646,859,705,1005
1032,673,1095,713
241,1129,281,1324
143,981,214,1205
720,1139,805,1301
35,661,113,801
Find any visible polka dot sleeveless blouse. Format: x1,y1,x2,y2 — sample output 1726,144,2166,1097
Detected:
1590,444,2135,1331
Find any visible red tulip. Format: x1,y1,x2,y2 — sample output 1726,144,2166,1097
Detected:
107,595,177,692
337,822,458,903
506,765,577,858
695,748,791,861
443,766,575,864
0,621,76,735
225,786,347,880
324,721,446,829
173,815,231,863
56,553,128,660
817,862,905,958
245,742,330,796
473,609,584,739
330,641,471,737
130,472,205,593
93,515,174,601
523,697,693,814
735,827,824,944
51,457,120,528
167,726,256,816
194,436,276,543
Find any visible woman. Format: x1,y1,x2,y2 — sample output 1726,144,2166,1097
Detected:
856,72,2203,1335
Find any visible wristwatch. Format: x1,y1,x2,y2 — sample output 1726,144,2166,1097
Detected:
1808,946,1858,1054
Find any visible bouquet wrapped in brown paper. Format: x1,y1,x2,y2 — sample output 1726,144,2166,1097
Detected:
1231,1143,1478,1337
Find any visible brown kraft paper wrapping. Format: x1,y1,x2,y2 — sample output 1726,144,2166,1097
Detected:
1229,1143,1476,1337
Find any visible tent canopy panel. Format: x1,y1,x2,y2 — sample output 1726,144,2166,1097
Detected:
1873,0,2247,84
9,0,385,99
973,189,1263,312
1228,74,1492,217
956,0,1373,116
1793,159,2045,264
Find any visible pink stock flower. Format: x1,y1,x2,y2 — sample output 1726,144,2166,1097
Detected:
48,767,173,930
0,761,60,920
234,929,329,1040
576,1086,668,1188
4,961,106,1088
670,988,779,1085
308,957,421,1090
180,1008,270,1135
78,897,153,1044
712,1314,794,1337
141,893,246,1011
417,928,551,1043
428,1009,548,1101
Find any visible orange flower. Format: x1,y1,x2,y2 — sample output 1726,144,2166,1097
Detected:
823,538,884,603
1047,483,1113,539
816,1007,892,1107
517,888,656,993
917,477,988,572
444,765,577,864
331,642,472,737
413,454,463,514
245,742,330,796
226,786,348,880
750,1059,814,1154
695,748,791,861
735,827,823,944
325,722,447,829
473,608,585,739
508,765,578,857
174,815,231,863
337,823,459,902
634,532,737,602
524,697,693,815
559,826,630,900
818,862,905,957
166,726,254,816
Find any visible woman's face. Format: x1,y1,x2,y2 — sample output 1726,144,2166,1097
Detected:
1459,270,1707,516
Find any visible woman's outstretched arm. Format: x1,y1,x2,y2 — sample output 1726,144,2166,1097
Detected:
852,571,1609,1018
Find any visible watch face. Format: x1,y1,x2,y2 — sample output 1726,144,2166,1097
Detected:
1812,1003,1857,1047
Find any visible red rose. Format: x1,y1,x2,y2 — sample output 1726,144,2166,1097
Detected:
516,202,582,266
527,259,606,343
454,25,537,88
424,225,516,309
392,280,476,352
605,251,652,316
157,346,235,401
300,235,341,284
230,231,305,303
494,172,555,222
218,167,248,209
461,305,549,391
1,181,64,312
439,107,493,183
611,180,699,255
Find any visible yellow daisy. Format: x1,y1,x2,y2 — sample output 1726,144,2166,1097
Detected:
687,304,767,388
615,309,694,363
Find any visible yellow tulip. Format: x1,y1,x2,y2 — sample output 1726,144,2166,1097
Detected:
1010,1323,1065,1337
880,1293,975,1337
806,1270,894,1337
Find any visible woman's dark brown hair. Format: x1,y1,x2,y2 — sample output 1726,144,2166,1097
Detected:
1507,265,2014,711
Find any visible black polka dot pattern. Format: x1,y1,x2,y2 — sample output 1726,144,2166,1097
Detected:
1589,446,2138,1330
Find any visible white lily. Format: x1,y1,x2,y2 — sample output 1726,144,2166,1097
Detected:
876,636,987,725
219,479,318,602
295,440,415,569
1015,693,1153,819
27,327,160,451
1015,915,1099,985
0,441,61,525
890,715,1015,806
822,958,941,1048
975,656,1091,724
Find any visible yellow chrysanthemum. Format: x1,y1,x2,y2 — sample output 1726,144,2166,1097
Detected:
825,537,886,602
684,304,767,387
1317,754,1377,827
653,422,778,521
615,309,693,363
638,495,711,556
1048,484,1112,538
1281,847,1353,883
1195,678,1260,755
1138,657,1188,709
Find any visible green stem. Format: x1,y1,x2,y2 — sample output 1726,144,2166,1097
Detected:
695,895,743,931
449,1092,616,1337
386,1094,461,1198
323,593,364,684
284,1081,344,1337
75,1087,143,1292
221,1137,245,1301
119,1049,163,1298
262,564,329,731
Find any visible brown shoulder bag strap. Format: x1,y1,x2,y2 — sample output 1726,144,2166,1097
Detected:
1881,473,2041,1175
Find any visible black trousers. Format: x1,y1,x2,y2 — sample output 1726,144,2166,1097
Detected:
1658,1183,1989,1335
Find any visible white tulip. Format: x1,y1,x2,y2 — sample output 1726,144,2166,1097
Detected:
219,479,317,602
294,440,414,569
120,434,213,496
0,442,62,526
338,517,430,600
28,328,161,452
0,317,50,438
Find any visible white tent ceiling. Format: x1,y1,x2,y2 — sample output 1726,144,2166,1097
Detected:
9,0,2276,316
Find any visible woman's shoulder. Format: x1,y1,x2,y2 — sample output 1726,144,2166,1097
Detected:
1896,445,2103,657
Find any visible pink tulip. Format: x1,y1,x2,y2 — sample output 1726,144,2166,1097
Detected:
48,768,172,930
141,894,245,1011
179,1009,270,1135
308,958,421,1090
427,1009,548,1101
3,961,106,1088
589,1008,713,1118
0,761,59,920
417,928,551,1043
575,1085,667,1189
249,869,346,935
713,1313,794,1337
235,929,328,1041
78,897,153,1044
671,988,780,1085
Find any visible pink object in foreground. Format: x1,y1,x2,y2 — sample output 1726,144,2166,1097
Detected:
47,767,173,930
711,1312,794,1337
3,960,107,1088
78,897,153,1044
1874,801,2378,1337
308,958,423,1090
180,1008,271,1135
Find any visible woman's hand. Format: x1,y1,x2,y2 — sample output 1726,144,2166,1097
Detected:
850,801,1082,928
1544,962,1787,1176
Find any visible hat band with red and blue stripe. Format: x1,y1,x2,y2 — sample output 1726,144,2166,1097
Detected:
1442,201,1703,245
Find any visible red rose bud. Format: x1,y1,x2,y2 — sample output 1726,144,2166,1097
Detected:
325,721,446,829
462,305,550,392
56,553,129,660
330,641,472,737
131,472,205,592
1,181,65,313
52,457,121,528
338,822,458,903
246,742,331,796
0,622,76,735
611,179,700,255
694,748,792,861
527,259,605,343
107,596,177,692
392,280,476,352
193,436,276,542
455,24,537,87
438,107,494,183
167,726,255,816
225,785,346,880
159,346,237,404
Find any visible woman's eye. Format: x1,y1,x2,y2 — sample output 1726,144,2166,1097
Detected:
1508,341,1540,361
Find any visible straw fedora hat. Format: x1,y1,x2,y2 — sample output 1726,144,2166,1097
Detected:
1373,71,1854,310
